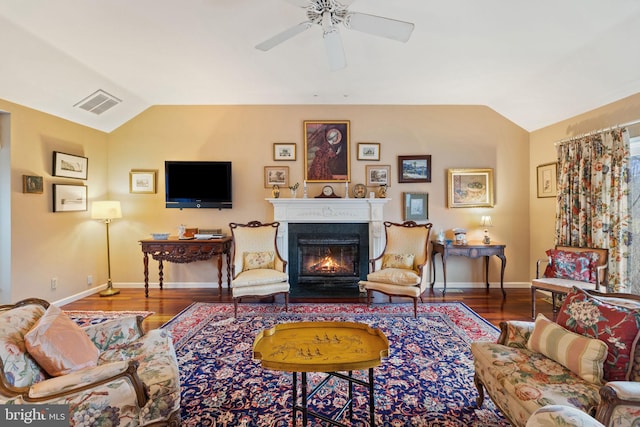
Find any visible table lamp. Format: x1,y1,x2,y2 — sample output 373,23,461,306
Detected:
91,201,122,297
480,215,493,244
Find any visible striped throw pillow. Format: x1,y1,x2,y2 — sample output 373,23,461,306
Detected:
527,314,608,384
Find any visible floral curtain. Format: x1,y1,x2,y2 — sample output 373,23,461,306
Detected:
555,128,631,292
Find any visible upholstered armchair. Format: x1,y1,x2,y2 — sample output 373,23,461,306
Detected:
358,221,433,317
0,298,181,426
229,221,290,316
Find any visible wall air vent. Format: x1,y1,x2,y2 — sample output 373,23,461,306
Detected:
74,89,122,115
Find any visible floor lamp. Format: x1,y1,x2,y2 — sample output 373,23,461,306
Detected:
91,201,122,297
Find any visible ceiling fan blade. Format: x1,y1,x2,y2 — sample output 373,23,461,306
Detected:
255,22,313,51
323,27,346,71
345,12,415,42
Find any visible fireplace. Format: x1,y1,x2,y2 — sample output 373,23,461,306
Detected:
267,198,390,297
288,223,369,297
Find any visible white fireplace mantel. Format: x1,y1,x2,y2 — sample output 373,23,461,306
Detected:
267,198,390,266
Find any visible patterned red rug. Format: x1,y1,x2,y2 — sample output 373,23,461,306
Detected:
163,302,509,426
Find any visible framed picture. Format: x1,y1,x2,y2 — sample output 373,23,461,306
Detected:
130,169,157,194
264,166,289,188
273,143,296,161
447,168,494,208
53,184,87,212
22,175,43,194
398,155,431,183
357,143,380,161
53,151,88,180
366,165,391,187
404,192,429,221
304,120,350,182
537,162,557,198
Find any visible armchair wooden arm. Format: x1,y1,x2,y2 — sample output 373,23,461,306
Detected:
596,381,640,425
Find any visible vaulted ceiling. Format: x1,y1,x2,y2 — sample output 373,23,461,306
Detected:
1,0,639,133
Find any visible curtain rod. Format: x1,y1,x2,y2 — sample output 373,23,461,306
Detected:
554,118,640,146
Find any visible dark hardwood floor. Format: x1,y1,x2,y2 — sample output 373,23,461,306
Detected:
61,287,552,331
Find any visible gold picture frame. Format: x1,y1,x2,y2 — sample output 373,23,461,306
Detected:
357,142,380,161
365,165,391,187
304,120,350,182
22,175,43,194
264,166,289,188
447,168,494,208
273,143,296,161
130,170,157,194
537,162,557,198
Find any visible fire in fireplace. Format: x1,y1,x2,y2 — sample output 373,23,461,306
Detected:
288,223,369,297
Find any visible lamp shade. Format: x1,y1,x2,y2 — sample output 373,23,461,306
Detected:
91,201,122,220
480,215,493,227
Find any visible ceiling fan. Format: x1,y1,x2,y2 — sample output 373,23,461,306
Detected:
255,0,415,71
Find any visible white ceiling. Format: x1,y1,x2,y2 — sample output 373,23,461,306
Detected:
1,0,640,133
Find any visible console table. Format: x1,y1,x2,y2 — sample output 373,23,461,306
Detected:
139,236,232,297
430,240,506,297
253,321,388,426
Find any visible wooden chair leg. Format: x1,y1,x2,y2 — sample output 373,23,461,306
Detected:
413,298,418,318
367,290,372,306
284,293,289,312
233,298,239,318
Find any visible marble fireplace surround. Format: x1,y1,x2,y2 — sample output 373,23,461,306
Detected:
267,198,390,284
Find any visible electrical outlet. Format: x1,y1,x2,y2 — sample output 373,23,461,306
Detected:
87,275,93,286
50,278,57,290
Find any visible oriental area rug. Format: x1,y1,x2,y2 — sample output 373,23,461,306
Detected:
162,303,510,427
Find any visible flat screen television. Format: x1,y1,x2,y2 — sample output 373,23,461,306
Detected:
165,161,232,209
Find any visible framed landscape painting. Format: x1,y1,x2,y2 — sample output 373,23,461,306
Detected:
264,166,289,188
304,120,350,182
53,184,87,212
273,143,296,161
53,151,88,180
366,165,391,187
398,155,431,183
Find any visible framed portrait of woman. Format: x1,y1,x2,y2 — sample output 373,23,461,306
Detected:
304,120,350,182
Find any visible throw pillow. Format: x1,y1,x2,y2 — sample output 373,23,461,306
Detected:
381,253,415,270
557,287,640,381
543,249,600,283
24,304,99,377
243,251,275,271
527,313,607,384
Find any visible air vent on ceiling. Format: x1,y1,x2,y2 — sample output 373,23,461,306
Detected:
74,89,122,115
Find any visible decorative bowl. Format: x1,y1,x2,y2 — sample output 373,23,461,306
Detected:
151,233,170,240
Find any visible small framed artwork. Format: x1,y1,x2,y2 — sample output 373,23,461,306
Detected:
404,192,429,221
264,166,289,188
398,155,431,183
366,165,391,187
53,151,88,180
447,168,494,208
357,143,380,161
536,162,557,198
22,175,43,194
130,169,157,194
304,120,350,182
53,184,87,212
273,143,297,161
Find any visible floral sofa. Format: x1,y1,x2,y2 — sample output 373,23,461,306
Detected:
0,298,181,426
472,288,640,427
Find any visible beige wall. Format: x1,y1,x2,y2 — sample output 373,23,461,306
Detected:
109,105,531,292
529,92,640,279
0,99,108,304
0,100,553,304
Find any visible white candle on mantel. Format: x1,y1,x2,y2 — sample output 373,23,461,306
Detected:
344,182,349,198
